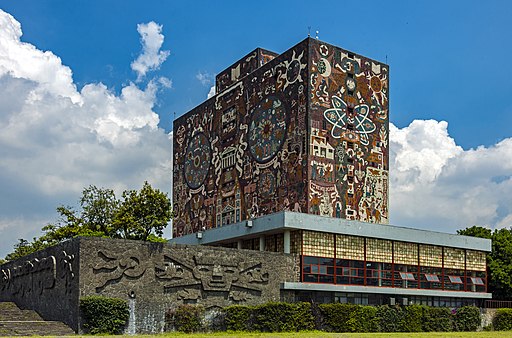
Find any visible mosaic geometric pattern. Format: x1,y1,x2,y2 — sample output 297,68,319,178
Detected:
248,96,287,163
173,38,389,237
184,133,211,189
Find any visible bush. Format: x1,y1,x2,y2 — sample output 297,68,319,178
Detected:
168,304,205,333
493,308,512,331
80,296,129,334
253,302,315,332
224,305,254,331
376,305,405,332
403,304,424,332
354,305,378,332
319,303,377,332
454,306,481,331
422,306,454,332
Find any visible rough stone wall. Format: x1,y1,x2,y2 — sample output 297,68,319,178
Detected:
0,239,80,331
79,237,300,333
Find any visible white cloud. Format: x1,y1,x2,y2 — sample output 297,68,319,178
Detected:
390,120,512,233
130,21,170,82
207,85,216,99
0,9,172,257
196,71,213,86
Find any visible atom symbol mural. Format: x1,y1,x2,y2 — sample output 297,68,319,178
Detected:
323,96,376,145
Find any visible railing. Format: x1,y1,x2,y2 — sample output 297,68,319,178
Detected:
485,300,512,308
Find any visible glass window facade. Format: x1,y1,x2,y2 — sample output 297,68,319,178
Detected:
366,238,392,263
303,231,334,257
300,230,487,293
336,234,364,260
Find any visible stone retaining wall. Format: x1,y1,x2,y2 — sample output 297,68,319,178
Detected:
0,237,300,333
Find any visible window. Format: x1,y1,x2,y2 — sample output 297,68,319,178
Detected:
399,272,416,281
424,274,440,282
470,277,484,286
448,275,463,284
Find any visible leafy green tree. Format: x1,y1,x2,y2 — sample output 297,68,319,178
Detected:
488,229,512,299
458,225,512,300
4,182,172,261
457,225,492,239
5,238,48,261
114,181,172,241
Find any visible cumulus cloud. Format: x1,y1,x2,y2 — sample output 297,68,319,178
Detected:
0,9,172,257
207,85,216,99
130,21,170,82
390,120,512,233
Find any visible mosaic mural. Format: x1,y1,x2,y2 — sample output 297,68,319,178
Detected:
308,39,389,223
173,38,389,237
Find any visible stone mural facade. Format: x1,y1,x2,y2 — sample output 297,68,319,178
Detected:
0,239,80,330
0,237,299,333
173,38,389,238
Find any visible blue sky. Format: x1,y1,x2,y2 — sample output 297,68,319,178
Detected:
4,0,512,148
0,1,511,257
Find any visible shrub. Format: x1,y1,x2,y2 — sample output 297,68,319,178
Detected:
354,305,378,332
403,304,424,332
493,308,512,331
80,296,129,334
319,303,356,332
224,305,254,331
168,304,205,333
376,305,405,332
454,306,481,331
422,306,454,332
319,303,377,332
253,302,314,332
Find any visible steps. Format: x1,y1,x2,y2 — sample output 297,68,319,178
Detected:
0,302,75,336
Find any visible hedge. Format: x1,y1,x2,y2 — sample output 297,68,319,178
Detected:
168,302,486,333
167,304,205,333
493,308,512,331
80,296,129,334
224,302,314,332
454,306,481,331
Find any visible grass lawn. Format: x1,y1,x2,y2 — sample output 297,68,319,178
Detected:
84,331,512,338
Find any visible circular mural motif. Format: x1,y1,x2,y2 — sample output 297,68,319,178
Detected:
184,133,211,189
248,96,287,163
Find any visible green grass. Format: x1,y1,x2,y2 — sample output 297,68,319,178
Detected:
82,331,512,338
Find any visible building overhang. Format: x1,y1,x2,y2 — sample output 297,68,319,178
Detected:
169,211,491,252
281,282,492,299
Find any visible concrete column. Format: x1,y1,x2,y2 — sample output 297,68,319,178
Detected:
284,230,291,254
237,239,243,250
259,236,265,252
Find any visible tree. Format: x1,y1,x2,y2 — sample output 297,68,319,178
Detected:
457,225,492,239
114,181,172,241
4,182,172,261
5,238,48,261
458,225,512,300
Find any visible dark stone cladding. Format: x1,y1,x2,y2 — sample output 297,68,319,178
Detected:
0,237,300,333
0,239,80,331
